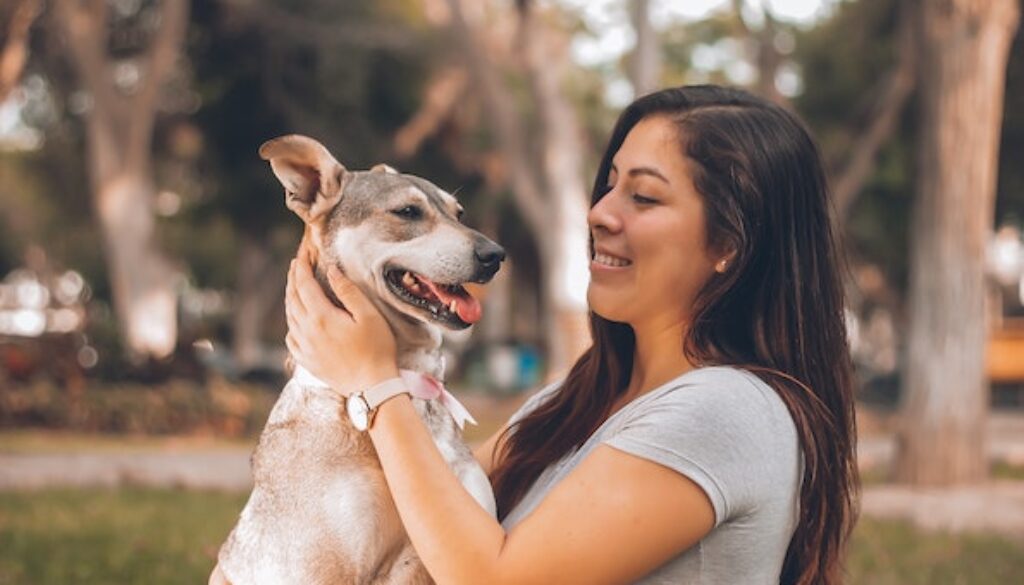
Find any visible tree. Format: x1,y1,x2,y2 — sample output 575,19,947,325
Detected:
897,0,1020,485
184,0,449,372
828,0,918,219
443,0,592,377
53,0,189,361
628,0,661,96
731,0,787,105
0,0,40,103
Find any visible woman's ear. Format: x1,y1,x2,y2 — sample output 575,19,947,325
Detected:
714,250,738,273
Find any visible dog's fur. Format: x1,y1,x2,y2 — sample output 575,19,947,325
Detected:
214,135,502,584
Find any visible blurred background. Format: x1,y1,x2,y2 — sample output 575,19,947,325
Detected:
0,0,1022,582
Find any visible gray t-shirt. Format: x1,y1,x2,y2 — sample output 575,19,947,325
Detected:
500,366,801,584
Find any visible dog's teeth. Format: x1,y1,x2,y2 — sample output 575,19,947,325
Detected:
402,272,415,286
449,300,457,313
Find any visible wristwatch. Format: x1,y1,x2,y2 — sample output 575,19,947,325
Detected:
346,378,410,431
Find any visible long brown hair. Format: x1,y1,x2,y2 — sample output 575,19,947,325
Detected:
489,85,859,584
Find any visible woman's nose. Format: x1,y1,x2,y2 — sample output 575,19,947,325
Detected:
588,191,623,234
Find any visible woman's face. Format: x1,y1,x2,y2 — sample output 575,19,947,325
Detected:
587,115,720,329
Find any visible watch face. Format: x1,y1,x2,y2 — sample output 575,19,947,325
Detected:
347,395,370,431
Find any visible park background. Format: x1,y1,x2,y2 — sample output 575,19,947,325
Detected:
1,0,1024,582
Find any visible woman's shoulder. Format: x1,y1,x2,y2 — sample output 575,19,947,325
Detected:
609,365,801,524
651,365,782,408
626,365,797,444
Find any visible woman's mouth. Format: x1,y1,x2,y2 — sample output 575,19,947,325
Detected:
592,252,632,268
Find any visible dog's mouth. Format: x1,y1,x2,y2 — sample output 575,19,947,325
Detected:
383,267,482,329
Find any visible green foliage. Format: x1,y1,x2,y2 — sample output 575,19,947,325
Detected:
0,489,1022,584
793,0,1024,290
792,0,917,290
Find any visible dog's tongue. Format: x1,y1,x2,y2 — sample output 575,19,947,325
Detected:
419,278,482,324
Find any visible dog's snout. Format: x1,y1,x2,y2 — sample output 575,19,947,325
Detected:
470,239,505,283
475,240,506,267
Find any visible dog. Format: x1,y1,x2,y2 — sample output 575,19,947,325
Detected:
212,135,503,584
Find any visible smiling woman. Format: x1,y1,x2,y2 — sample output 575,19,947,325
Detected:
586,115,722,330
261,85,857,585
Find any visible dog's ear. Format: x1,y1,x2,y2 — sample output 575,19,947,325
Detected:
259,135,349,223
371,163,399,174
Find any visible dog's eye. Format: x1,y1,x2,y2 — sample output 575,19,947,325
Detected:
391,206,424,220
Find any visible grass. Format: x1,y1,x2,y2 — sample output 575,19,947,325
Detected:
0,488,245,585
858,462,1024,485
849,517,1024,584
0,488,1022,584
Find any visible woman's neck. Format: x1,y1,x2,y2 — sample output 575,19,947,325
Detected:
627,317,696,398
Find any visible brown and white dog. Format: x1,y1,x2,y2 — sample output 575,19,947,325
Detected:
212,135,503,584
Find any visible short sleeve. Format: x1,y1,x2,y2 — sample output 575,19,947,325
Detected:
603,367,799,527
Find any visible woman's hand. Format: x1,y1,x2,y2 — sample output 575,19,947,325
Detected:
285,247,399,395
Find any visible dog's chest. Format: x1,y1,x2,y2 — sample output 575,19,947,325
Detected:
219,375,493,584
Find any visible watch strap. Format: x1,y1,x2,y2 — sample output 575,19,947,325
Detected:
363,377,410,411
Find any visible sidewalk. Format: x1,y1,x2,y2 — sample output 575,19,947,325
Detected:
3,412,1024,538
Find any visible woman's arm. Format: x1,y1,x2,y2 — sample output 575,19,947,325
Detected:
371,395,715,585
287,256,716,585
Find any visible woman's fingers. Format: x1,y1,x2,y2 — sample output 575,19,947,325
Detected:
294,254,353,321
286,259,307,317
285,331,299,356
326,265,376,322
280,247,398,393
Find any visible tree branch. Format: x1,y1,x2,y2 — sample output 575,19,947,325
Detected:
393,67,468,158
0,0,41,103
225,0,416,51
832,0,917,218
54,0,125,178
628,0,660,96
443,0,548,237
127,0,189,166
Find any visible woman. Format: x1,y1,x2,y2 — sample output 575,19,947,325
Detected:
281,85,857,584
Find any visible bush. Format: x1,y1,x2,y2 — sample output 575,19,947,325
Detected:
0,377,277,437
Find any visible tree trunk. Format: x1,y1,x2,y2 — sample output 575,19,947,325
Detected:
896,0,1020,485
233,236,285,371
732,0,786,106
93,168,178,359
519,5,592,377
55,0,188,361
444,0,591,378
628,0,660,97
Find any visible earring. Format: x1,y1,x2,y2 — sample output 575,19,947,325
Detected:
715,259,728,273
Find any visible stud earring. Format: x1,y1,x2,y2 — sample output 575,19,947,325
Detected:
715,259,728,273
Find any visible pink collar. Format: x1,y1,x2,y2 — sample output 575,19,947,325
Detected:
398,370,477,430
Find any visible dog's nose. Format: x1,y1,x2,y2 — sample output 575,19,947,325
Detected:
475,241,506,267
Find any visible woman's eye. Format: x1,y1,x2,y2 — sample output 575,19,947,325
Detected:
391,206,423,220
632,194,658,205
